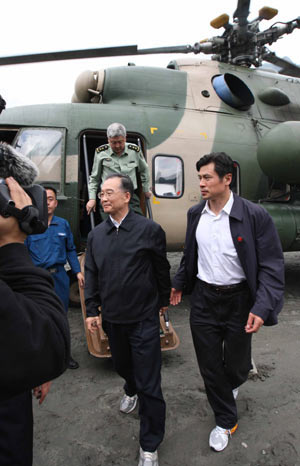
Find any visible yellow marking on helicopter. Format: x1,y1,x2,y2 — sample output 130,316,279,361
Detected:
200,132,208,139
150,127,158,134
153,195,160,205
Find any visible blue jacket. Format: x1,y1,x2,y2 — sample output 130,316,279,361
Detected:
172,193,285,326
25,215,80,273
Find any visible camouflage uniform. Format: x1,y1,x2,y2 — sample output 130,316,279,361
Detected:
88,142,150,217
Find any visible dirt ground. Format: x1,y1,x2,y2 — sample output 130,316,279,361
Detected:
33,252,300,466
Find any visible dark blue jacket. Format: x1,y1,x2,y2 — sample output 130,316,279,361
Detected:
172,193,285,326
25,216,80,273
84,210,171,323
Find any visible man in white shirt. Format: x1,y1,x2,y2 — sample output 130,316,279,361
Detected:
170,152,284,453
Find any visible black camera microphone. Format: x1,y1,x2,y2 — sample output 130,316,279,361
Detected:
0,142,48,235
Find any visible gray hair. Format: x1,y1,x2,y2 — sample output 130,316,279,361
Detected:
107,123,126,139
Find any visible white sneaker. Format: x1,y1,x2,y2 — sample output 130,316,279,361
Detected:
138,448,158,466
119,394,138,413
209,424,238,452
232,388,239,400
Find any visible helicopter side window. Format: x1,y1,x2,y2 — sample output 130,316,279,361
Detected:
13,128,64,183
153,155,184,199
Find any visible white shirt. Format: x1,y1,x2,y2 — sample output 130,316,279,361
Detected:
196,192,246,285
109,213,128,229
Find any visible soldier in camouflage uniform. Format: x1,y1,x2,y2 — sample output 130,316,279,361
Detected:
86,123,151,219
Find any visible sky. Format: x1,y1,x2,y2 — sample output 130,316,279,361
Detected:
1,0,300,108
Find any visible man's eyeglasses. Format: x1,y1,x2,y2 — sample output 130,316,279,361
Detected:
98,189,131,199
98,190,119,199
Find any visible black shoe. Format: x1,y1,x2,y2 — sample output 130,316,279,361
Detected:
68,356,79,369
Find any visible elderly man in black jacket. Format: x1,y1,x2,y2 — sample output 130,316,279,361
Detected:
0,177,70,466
170,152,285,453
85,174,171,466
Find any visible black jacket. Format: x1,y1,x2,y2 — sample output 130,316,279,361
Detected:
172,193,285,326
0,243,70,401
84,210,171,323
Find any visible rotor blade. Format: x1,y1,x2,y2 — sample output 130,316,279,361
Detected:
0,45,138,66
233,0,250,25
263,52,300,78
0,44,199,66
0,43,201,66
137,45,194,55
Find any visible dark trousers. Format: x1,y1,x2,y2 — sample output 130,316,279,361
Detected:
52,265,70,313
190,279,252,429
102,314,166,452
0,391,33,466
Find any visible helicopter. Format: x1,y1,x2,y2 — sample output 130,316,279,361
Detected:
0,0,300,252
1,1,300,355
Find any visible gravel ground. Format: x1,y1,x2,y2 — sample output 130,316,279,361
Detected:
33,252,300,466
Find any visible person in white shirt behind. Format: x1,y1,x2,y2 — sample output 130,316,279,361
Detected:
170,152,284,453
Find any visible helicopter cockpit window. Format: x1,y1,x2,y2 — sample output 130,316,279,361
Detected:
14,128,63,183
212,74,255,111
153,155,184,199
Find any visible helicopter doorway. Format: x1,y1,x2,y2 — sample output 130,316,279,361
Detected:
78,130,148,241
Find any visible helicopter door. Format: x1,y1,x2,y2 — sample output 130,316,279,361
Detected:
79,130,148,239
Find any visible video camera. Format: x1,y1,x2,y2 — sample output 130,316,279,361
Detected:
0,180,47,235
0,143,48,235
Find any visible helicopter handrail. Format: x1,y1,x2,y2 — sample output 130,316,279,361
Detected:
83,134,95,230
137,138,153,220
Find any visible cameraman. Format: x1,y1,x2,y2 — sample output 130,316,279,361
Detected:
0,177,70,465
